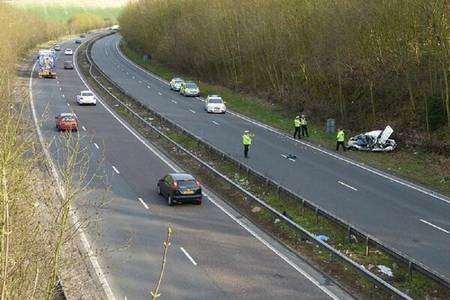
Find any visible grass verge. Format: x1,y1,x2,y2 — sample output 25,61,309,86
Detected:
120,43,450,195
80,38,450,299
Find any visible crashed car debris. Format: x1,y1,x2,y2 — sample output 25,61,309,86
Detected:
347,125,397,152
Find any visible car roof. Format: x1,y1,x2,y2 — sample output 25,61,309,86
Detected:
169,173,195,180
81,90,92,93
208,95,222,99
59,112,76,117
64,61,73,63
172,78,184,81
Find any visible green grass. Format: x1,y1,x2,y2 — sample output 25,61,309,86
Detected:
121,43,450,195
19,4,121,22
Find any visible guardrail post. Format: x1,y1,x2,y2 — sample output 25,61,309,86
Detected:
315,207,319,224
277,185,281,200
408,261,413,281
301,199,305,214
347,226,352,242
365,236,369,256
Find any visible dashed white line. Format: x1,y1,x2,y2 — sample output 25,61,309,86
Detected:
420,219,449,234
138,80,142,84
171,100,177,104
59,87,62,91
62,94,65,98
338,181,358,191
138,197,149,210
93,143,99,150
112,166,120,174
67,103,70,107
132,76,135,79
158,92,162,96
189,109,196,114
180,247,197,266
212,120,220,126
147,85,151,89
82,126,87,131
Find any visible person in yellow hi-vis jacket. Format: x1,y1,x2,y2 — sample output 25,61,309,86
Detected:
242,130,254,158
293,116,301,139
336,128,346,152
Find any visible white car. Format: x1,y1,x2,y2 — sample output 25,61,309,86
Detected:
205,95,226,114
76,90,97,105
169,78,185,91
64,48,73,55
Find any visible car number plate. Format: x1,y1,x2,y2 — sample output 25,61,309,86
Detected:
183,189,194,195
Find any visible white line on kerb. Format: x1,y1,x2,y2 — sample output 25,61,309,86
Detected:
420,219,449,234
112,166,120,174
82,126,87,131
30,61,116,300
212,121,220,126
171,100,177,104
94,143,99,150
189,109,196,114
180,247,197,266
338,181,358,191
138,197,149,210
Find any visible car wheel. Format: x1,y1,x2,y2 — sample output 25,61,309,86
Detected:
167,195,174,206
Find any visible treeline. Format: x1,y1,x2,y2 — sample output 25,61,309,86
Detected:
0,3,103,298
68,13,113,33
119,0,450,143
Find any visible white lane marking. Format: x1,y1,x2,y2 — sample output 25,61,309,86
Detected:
59,87,62,91
138,197,149,210
94,143,99,150
138,80,142,84
281,154,296,162
114,39,449,205
288,158,296,162
132,76,135,79
171,100,177,104
86,39,341,299
29,61,116,300
158,92,162,96
189,109,196,114
147,85,151,89
420,219,449,234
212,121,220,126
62,94,65,98
338,181,358,191
82,126,87,131
67,103,70,107
112,166,120,174
57,81,60,84
126,72,129,75
180,247,197,266
281,154,287,159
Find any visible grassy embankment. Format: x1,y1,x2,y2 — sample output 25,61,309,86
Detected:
118,0,449,195
0,3,114,298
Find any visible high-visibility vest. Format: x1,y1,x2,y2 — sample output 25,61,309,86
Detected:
300,118,307,125
294,119,301,127
242,134,252,145
337,130,345,142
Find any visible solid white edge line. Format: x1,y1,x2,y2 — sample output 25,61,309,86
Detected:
112,166,120,174
29,61,116,300
138,197,149,210
88,37,341,299
420,219,450,234
180,247,198,266
94,143,99,149
338,181,358,191
113,37,450,205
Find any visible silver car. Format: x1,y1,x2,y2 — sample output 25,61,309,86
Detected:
170,78,185,91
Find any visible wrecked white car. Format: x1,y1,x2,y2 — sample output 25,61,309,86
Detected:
347,126,397,152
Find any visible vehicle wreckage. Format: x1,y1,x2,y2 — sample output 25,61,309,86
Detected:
347,125,397,152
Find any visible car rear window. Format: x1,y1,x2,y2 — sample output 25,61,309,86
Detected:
177,180,197,189
62,116,75,121
82,92,93,96
209,98,223,104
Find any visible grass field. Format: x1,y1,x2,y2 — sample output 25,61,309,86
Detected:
10,0,124,22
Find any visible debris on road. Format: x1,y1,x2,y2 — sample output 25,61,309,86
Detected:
347,125,396,152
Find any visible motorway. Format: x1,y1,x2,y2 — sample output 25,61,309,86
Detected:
91,33,450,281
30,34,351,299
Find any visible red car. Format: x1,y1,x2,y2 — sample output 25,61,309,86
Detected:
55,113,78,132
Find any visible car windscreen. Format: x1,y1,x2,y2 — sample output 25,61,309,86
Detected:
62,116,75,121
177,180,197,189
209,98,223,104
186,83,198,89
82,92,93,97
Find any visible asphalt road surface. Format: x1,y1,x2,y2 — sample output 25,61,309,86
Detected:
30,34,351,299
91,33,450,281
